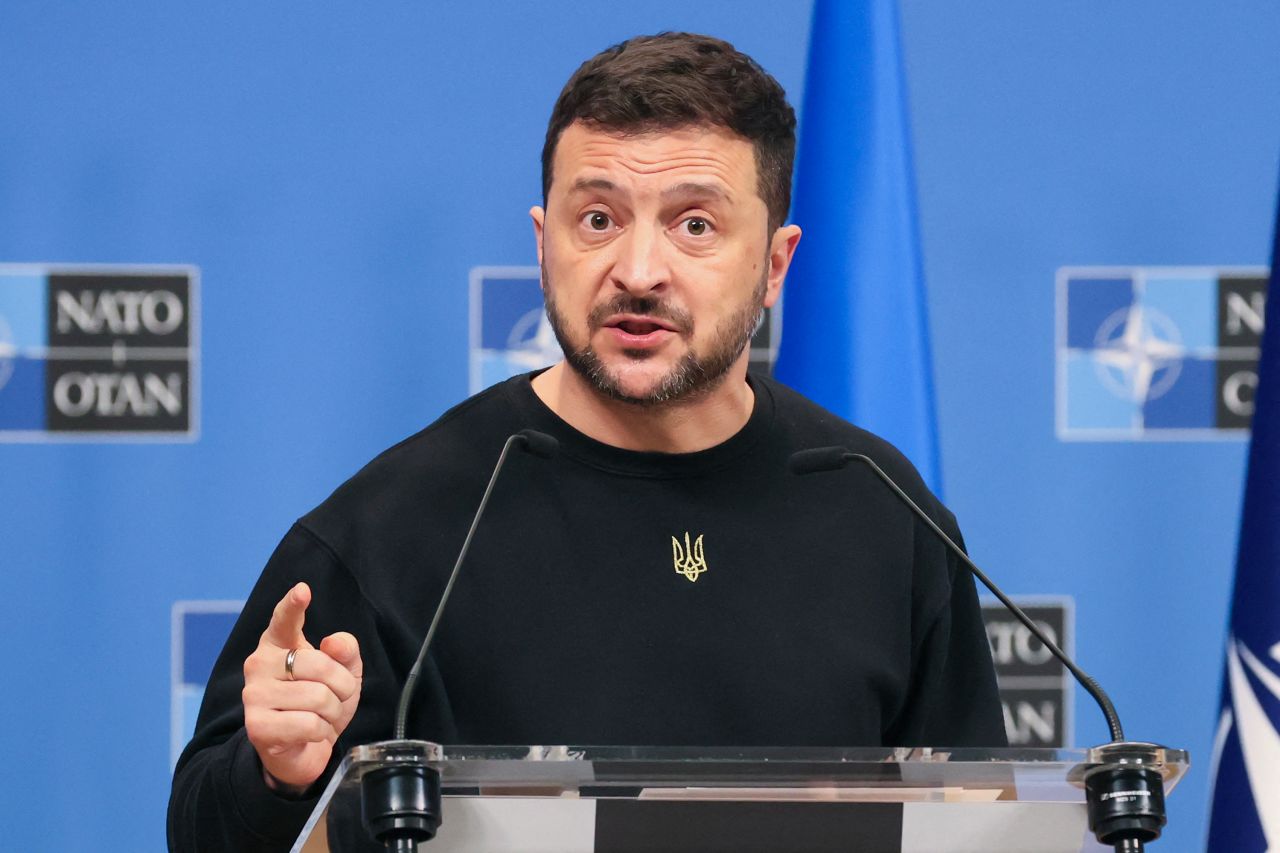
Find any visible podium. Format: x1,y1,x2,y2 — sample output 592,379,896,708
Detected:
289,741,1188,853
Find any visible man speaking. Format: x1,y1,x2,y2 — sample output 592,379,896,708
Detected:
169,32,1005,852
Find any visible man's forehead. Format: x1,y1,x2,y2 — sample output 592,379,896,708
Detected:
552,122,757,198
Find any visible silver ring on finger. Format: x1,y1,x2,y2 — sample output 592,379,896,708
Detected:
285,648,298,681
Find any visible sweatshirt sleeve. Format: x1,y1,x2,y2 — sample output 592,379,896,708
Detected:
885,521,1009,749
167,524,400,853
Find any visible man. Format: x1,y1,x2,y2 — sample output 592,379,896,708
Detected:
169,32,1005,852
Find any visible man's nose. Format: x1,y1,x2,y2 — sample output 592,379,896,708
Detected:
609,224,670,295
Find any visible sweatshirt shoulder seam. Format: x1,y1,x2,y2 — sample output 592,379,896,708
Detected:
291,520,393,632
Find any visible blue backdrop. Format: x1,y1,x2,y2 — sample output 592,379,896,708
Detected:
0,2,1277,850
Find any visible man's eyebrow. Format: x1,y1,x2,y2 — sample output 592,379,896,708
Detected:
660,181,730,204
567,178,729,203
569,177,618,194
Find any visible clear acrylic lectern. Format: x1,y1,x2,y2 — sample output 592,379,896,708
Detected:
289,741,1188,853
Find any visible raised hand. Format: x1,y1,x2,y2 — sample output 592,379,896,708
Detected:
242,582,363,793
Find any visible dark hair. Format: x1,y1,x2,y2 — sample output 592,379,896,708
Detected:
542,32,796,231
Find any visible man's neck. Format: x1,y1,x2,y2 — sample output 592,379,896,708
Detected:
530,361,756,454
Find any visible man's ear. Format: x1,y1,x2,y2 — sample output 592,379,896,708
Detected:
530,206,546,268
763,224,802,309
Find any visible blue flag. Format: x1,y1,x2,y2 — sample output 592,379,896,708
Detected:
774,0,941,493
1206,182,1280,849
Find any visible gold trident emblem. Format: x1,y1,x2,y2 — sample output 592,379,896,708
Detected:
672,532,708,582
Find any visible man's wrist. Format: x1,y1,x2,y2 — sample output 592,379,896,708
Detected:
261,764,313,799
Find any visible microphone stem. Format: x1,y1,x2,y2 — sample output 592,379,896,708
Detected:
846,453,1125,743
394,433,524,740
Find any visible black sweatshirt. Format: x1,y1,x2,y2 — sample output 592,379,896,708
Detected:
168,372,1005,852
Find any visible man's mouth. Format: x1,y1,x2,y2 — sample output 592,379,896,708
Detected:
613,319,667,335
602,314,679,346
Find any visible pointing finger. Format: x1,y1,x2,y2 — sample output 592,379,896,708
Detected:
263,582,311,650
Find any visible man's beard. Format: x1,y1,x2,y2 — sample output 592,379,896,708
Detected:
542,271,767,407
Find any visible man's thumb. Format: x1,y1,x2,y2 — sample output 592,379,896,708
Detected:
320,631,362,676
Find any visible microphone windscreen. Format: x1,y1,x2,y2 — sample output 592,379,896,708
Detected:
789,446,851,475
518,429,560,458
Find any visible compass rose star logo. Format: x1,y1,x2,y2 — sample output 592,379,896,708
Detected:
1223,634,1280,846
1091,304,1186,403
504,308,563,372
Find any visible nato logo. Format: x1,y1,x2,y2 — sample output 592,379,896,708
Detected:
981,597,1074,747
1057,267,1268,440
170,600,242,766
469,266,780,394
0,264,200,441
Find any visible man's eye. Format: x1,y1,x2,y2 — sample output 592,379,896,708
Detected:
585,212,611,231
683,217,711,236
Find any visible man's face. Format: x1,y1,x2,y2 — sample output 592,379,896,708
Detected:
532,122,797,406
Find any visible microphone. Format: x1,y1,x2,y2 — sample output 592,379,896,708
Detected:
789,446,853,477
790,446,1168,853
394,428,559,737
517,428,559,459
362,429,559,852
